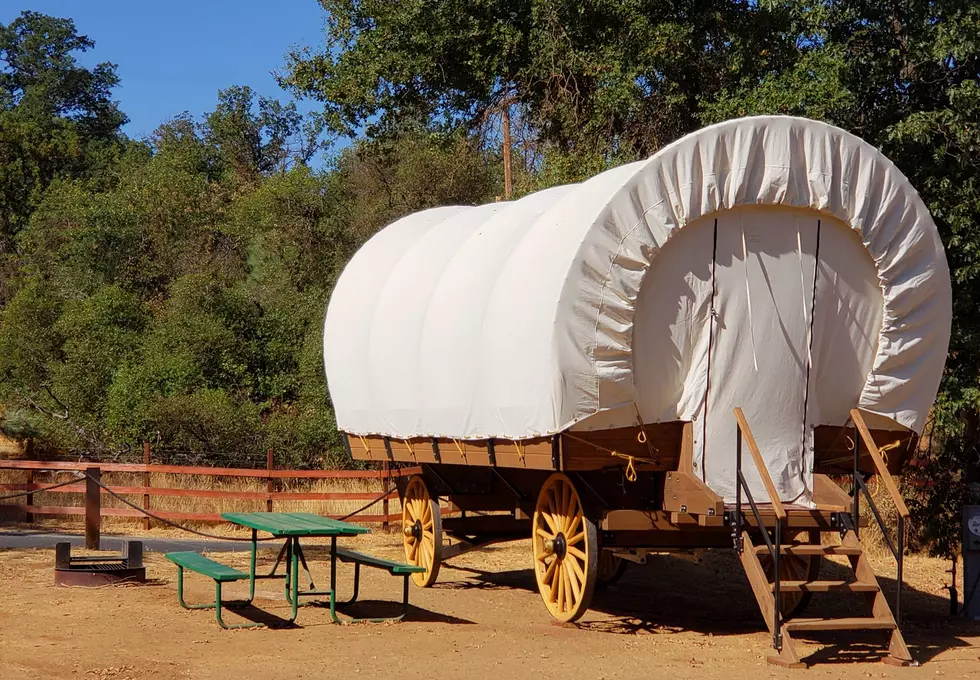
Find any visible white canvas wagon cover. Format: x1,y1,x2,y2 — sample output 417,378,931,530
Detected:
324,116,951,503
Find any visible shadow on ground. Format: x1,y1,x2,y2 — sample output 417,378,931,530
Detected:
441,550,979,665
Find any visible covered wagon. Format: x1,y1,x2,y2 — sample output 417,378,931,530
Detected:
323,116,950,667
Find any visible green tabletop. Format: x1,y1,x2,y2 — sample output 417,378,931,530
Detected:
221,512,370,537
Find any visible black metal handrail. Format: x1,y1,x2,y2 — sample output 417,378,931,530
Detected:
734,415,783,651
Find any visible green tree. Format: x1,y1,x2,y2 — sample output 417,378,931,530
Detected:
281,0,801,166
0,11,125,261
700,0,980,556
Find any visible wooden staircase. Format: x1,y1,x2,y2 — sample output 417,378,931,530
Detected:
738,529,913,667
732,407,916,668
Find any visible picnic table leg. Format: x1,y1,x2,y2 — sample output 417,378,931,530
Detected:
268,540,288,577
329,536,341,624
287,537,299,624
400,574,410,621
295,542,316,590
283,539,293,604
334,563,360,606
176,566,216,611
214,581,264,630
247,529,257,602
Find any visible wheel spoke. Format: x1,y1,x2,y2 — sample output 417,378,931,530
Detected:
423,502,432,523
557,563,566,611
562,488,575,532
549,561,560,603
566,551,586,585
546,487,558,518
423,519,433,531
566,544,586,561
409,539,419,562
562,562,574,611
565,511,582,539
543,554,558,583
565,558,581,603
541,510,559,535
536,526,554,540
566,531,585,546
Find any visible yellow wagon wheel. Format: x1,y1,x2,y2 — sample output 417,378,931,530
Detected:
759,530,821,619
402,475,442,587
596,549,628,588
532,473,598,623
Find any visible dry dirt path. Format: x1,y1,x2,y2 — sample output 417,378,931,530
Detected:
0,533,977,679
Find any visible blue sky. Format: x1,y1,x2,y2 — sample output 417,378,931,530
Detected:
6,2,328,140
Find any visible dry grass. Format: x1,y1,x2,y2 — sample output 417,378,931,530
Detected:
0,469,403,532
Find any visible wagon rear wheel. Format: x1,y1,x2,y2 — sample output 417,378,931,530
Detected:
596,550,628,588
759,529,821,619
532,473,598,623
402,475,441,587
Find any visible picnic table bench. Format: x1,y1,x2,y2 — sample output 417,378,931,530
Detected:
165,551,259,629
163,512,424,628
335,548,425,622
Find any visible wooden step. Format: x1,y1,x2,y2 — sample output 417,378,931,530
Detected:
753,544,862,557
784,617,896,632
773,580,879,593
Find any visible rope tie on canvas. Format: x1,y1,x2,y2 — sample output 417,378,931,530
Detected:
562,432,659,483
452,438,468,465
632,403,660,463
404,438,417,462
513,439,526,465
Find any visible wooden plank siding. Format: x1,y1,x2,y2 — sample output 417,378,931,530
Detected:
345,422,687,473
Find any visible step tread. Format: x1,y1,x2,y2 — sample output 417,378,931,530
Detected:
785,617,896,632
773,580,879,593
753,544,862,556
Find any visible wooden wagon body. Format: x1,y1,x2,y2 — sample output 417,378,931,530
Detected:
325,117,951,667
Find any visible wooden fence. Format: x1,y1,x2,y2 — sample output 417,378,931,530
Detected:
0,453,419,530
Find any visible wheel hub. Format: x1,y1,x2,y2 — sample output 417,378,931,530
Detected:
552,532,567,559
403,519,423,540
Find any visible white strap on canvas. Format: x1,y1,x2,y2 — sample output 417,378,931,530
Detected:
797,219,813,369
741,214,758,372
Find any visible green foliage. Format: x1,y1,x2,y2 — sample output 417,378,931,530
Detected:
0,11,498,467
2,5,979,556
0,11,125,260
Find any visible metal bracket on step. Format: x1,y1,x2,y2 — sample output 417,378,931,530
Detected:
727,511,744,553
831,511,856,538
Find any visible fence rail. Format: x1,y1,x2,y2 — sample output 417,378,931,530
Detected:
1,449,421,532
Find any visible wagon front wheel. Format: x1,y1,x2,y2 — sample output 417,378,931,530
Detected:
402,475,441,587
532,473,598,623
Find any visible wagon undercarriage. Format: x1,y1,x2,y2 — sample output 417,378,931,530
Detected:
350,410,916,668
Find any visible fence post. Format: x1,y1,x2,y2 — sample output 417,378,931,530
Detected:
85,467,101,550
382,461,390,531
143,442,151,530
25,469,34,523
267,448,274,512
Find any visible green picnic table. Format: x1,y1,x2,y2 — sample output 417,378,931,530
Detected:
164,511,424,628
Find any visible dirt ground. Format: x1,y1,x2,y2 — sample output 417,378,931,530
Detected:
0,531,978,680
